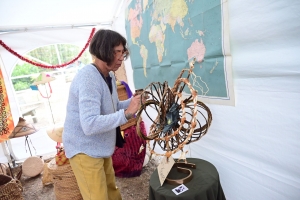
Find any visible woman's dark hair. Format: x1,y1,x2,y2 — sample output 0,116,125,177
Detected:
89,29,129,66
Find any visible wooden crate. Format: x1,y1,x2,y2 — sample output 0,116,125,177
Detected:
121,118,137,131
117,85,129,100
117,84,138,130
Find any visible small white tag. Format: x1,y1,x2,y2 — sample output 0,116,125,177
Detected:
172,184,189,195
157,156,175,186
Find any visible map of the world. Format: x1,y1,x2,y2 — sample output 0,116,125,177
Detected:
126,0,234,105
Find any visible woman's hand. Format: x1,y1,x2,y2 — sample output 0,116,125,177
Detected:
133,89,149,104
125,94,142,119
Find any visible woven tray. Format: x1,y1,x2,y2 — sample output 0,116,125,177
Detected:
22,156,44,177
121,118,137,131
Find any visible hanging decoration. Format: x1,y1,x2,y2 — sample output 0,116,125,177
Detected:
0,68,15,142
31,73,56,98
30,73,56,124
0,28,96,69
9,117,37,156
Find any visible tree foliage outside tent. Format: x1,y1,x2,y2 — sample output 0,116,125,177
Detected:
11,44,91,91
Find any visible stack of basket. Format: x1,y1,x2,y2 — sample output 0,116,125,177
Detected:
117,84,137,130
0,174,23,200
48,158,82,200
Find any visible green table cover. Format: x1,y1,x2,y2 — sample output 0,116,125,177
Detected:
149,158,226,200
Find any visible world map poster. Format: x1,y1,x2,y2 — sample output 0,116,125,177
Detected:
125,0,234,105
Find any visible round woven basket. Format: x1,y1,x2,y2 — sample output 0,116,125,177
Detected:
48,158,82,200
22,156,44,177
0,174,24,200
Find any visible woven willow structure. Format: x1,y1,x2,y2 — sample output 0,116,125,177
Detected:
136,60,212,158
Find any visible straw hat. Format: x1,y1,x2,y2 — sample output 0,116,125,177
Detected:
32,72,55,85
9,117,37,138
46,126,64,143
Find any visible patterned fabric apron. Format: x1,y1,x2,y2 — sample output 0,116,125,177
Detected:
0,68,14,142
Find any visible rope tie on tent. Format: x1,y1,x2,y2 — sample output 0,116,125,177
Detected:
0,28,96,69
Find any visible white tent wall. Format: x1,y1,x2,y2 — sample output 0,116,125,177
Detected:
113,1,300,199
112,3,135,94
0,0,299,199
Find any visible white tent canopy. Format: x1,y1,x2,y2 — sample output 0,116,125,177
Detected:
1,0,300,200
0,0,123,29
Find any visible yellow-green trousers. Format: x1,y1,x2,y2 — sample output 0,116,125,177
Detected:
70,153,122,200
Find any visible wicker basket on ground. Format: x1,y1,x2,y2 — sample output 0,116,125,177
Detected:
48,158,82,200
42,162,52,186
0,174,23,200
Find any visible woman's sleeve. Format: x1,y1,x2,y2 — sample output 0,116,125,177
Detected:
118,98,131,110
78,70,127,135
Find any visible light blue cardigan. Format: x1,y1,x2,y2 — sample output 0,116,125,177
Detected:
63,64,131,159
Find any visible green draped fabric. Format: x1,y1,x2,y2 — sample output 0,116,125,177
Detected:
149,158,226,200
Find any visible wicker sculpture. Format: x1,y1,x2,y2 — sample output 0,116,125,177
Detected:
135,59,212,185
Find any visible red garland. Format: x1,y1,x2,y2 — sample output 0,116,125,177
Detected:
0,28,96,69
